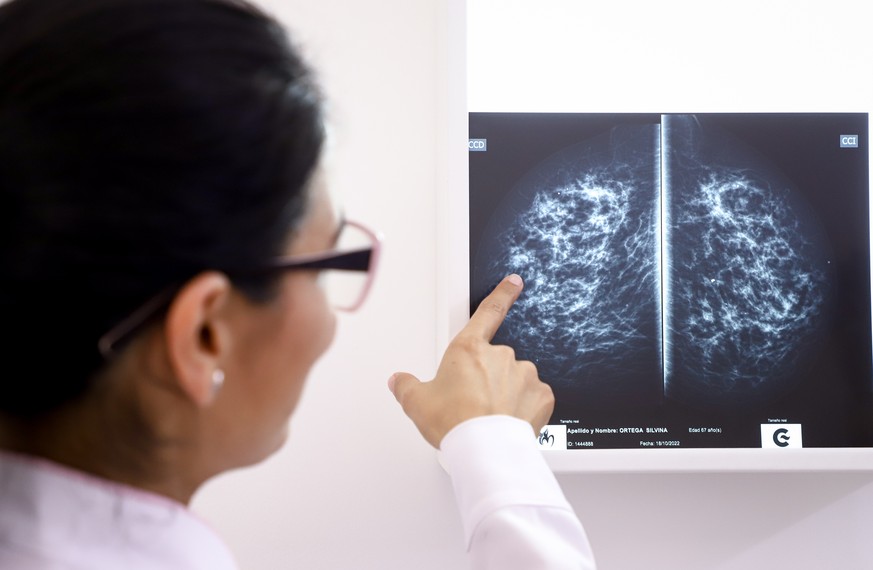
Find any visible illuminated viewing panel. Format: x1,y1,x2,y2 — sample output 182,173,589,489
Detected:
469,112,872,452
444,0,873,469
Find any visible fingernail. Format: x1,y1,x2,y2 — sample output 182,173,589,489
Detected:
507,274,523,287
387,373,398,394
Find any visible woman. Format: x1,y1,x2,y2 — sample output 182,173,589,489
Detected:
0,0,595,568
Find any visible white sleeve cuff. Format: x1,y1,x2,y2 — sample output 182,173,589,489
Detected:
438,415,573,549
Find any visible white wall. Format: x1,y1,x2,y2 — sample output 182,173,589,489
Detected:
192,1,873,569
192,1,467,568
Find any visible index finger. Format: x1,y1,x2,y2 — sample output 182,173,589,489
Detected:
463,274,524,341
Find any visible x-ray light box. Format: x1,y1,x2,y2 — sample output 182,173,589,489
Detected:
438,0,873,471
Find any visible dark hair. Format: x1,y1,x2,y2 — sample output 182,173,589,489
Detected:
0,0,325,416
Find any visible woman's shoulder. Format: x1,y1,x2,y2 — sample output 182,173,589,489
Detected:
0,451,239,570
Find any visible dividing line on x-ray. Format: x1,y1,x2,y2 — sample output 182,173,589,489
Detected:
659,118,671,395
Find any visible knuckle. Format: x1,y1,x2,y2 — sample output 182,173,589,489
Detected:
541,388,555,411
495,344,516,361
518,359,539,377
480,299,508,318
450,334,480,355
540,381,555,402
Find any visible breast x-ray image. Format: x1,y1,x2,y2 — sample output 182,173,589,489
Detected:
470,113,873,448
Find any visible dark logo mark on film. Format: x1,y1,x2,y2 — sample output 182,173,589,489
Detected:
773,427,790,447
538,428,555,447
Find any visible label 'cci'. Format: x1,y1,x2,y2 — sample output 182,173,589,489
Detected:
840,134,859,148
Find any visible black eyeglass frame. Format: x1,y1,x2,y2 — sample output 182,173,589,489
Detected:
97,219,382,359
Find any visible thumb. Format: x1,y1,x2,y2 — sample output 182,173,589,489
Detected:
388,372,421,406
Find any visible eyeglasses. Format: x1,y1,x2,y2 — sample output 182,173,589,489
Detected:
266,218,382,312
97,218,382,358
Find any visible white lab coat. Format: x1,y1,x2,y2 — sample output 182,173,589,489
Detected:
0,450,236,569
440,415,596,570
0,416,595,569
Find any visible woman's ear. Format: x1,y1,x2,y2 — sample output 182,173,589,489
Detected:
163,271,233,408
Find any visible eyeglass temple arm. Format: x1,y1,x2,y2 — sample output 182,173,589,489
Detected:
269,248,372,272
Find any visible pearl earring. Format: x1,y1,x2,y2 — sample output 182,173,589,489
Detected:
211,369,225,393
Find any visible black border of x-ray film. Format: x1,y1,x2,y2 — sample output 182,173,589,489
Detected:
469,112,873,449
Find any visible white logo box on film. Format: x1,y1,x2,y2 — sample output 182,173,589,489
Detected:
537,425,567,450
761,423,804,449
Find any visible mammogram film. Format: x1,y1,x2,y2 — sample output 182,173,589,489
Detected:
470,113,873,448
